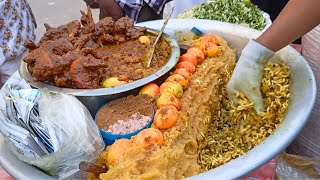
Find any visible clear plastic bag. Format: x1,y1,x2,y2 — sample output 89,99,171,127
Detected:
276,152,320,179
7,90,105,179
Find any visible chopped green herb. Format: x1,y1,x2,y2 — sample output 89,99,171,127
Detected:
178,0,266,30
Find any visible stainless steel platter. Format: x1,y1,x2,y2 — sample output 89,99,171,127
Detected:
18,28,180,116
0,19,317,180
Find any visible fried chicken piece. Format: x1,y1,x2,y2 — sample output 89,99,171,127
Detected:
81,48,101,58
113,34,126,43
95,17,114,34
126,27,146,39
23,7,148,89
114,17,134,33
114,17,146,41
54,74,73,88
41,39,74,56
24,48,46,65
24,39,39,50
83,58,109,68
84,39,100,49
61,50,81,65
99,33,115,44
73,33,93,50
31,50,61,81
24,39,74,66
29,49,78,81
40,20,81,43
80,7,95,34
81,48,108,68
69,55,101,89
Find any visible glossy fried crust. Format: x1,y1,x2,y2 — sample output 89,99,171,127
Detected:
23,7,157,89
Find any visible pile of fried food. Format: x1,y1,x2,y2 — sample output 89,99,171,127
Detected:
23,8,171,89
88,34,290,180
198,62,290,171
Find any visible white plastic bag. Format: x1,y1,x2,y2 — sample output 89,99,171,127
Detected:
7,90,105,179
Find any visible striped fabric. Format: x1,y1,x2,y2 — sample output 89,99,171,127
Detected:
114,0,166,21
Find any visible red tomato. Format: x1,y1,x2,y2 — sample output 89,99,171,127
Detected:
176,61,196,74
179,53,197,66
187,47,205,63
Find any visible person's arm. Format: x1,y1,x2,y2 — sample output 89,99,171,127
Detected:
227,0,320,113
95,0,124,19
83,0,100,8
257,0,320,51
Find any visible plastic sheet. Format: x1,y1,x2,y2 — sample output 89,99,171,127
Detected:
1,86,105,179
276,152,320,179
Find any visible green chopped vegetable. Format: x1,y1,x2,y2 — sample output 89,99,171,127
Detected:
177,0,266,30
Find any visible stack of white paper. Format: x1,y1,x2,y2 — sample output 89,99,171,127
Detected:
0,84,55,158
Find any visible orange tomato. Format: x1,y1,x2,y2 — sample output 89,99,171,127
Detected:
200,34,219,55
166,74,189,88
159,82,183,98
206,44,219,58
187,47,205,63
154,105,179,129
139,83,160,98
173,68,191,81
202,33,219,45
176,61,196,74
179,53,197,66
156,92,181,110
133,128,164,147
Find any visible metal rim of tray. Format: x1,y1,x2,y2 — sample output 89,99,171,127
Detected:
19,28,180,96
1,19,317,180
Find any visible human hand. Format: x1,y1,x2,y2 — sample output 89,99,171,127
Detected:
83,0,100,8
95,0,124,20
226,40,274,113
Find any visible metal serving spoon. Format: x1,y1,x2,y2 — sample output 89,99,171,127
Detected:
144,7,175,68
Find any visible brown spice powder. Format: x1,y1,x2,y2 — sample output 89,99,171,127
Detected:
96,94,154,131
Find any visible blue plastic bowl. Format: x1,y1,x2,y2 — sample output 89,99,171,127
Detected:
95,103,155,146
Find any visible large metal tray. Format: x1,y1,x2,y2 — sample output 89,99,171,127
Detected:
0,19,317,180
18,28,180,116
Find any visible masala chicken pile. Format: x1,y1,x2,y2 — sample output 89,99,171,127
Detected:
23,8,171,89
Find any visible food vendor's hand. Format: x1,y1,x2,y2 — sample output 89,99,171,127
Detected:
83,0,100,8
226,40,274,113
95,0,124,20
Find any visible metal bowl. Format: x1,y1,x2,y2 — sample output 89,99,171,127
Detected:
19,28,180,116
1,19,316,179
138,19,317,180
